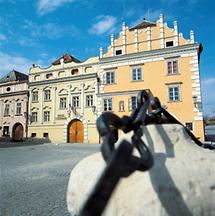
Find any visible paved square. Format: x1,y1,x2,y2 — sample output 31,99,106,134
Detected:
0,142,100,216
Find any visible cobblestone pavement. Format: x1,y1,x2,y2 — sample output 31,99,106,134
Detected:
0,142,100,216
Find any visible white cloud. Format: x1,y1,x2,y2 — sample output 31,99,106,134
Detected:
201,78,215,116
22,20,80,39
37,0,76,15
0,52,44,76
0,33,7,41
89,15,117,35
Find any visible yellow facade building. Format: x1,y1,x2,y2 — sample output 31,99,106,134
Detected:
28,14,204,143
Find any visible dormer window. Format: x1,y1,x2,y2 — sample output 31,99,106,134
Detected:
71,69,79,75
115,50,122,55
166,41,174,47
46,73,53,79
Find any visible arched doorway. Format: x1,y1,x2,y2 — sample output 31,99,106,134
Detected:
12,123,24,141
68,119,84,143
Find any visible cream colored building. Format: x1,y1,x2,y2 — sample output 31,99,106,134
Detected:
28,14,205,143
28,54,100,143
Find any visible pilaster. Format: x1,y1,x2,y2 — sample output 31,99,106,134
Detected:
147,27,152,50
159,14,165,48
174,21,179,46
134,29,138,52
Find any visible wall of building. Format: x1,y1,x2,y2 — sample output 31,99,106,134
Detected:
0,81,28,139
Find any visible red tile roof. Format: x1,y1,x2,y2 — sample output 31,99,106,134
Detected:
52,53,81,65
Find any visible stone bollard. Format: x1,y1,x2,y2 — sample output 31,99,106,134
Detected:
67,124,215,216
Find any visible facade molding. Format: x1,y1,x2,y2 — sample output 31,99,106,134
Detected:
29,73,98,87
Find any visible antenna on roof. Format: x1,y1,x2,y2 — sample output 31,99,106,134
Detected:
147,0,151,21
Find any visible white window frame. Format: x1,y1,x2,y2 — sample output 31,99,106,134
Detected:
44,89,51,101
168,85,180,102
44,111,50,122
72,96,80,108
4,104,10,116
106,71,115,84
131,67,142,81
31,112,38,122
60,97,67,110
167,60,178,75
32,91,38,102
16,102,22,115
86,95,93,107
103,98,113,111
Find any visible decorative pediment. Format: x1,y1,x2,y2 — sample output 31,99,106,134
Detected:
59,89,68,95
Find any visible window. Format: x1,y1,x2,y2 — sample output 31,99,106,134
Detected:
72,96,79,108
43,133,49,138
4,104,10,116
31,133,36,137
185,122,193,131
167,60,178,75
132,67,142,81
86,95,93,107
166,41,174,47
32,91,38,102
31,112,38,122
71,69,79,75
106,72,115,84
44,89,50,101
3,126,9,136
6,87,11,92
44,111,50,122
60,97,67,109
119,101,124,112
131,96,137,111
104,98,112,111
16,102,22,115
116,50,122,55
168,86,180,102
46,73,53,79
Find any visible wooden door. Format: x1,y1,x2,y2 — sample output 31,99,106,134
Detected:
14,124,23,141
68,120,84,143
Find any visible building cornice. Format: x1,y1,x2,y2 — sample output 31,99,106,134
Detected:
29,73,98,87
0,90,29,98
0,80,28,87
97,89,151,97
100,43,201,64
29,61,100,75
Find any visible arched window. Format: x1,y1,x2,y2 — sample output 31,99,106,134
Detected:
119,101,124,112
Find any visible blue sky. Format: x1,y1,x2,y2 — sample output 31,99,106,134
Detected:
0,0,214,116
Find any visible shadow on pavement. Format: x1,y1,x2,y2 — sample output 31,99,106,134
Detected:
0,137,51,148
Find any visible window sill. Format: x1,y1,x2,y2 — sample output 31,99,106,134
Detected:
167,73,181,76
3,115,10,117
105,83,117,86
15,114,22,116
167,100,182,103
131,80,143,82
44,100,51,102
32,101,39,103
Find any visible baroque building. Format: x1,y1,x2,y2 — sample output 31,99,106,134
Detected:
28,14,204,143
0,70,28,141
28,54,100,143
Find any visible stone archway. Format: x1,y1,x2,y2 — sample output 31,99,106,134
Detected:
12,123,24,141
68,119,84,143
